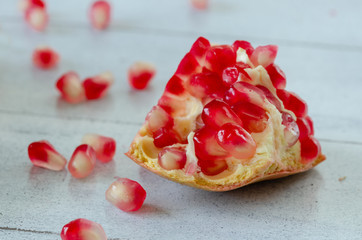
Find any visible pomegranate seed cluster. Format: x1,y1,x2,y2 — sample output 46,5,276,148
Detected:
139,37,322,177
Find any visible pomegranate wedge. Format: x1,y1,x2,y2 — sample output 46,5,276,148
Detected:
127,37,325,191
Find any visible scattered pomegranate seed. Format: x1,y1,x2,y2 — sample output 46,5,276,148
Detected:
25,6,48,31
265,63,286,89
300,136,321,164
19,0,46,12
146,105,174,133
61,218,107,240
158,147,187,170
250,45,278,67
188,72,226,99
56,71,85,104
28,140,67,171
68,144,96,179
128,62,156,90
277,89,308,117
82,134,116,163
89,0,111,30
83,71,114,100
232,40,254,56
153,128,180,148
205,45,236,75
105,177,147,212
189,37,211,62
164,75,186,95
281,112,300,147
190,0,208,10
217,123,256,159
202,99,242,129
32,46,59,69
232,101,269,133
198,158,228,176
193,127,229,161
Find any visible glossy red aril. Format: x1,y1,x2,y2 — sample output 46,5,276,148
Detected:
201,99,242,129
61,218,107,240
232,40,254,56
265,63,286,89
106,178,147,212
300,136,321,164
205,45,236,75
235,62,252,80
224,82,266,108
305,115,314,135
158,147,187,170
83,71,114,100
222,66,239,86
146,105,173,133
217,123,256,159
128,61,156,90
190,0,208,10
19,0,45,12
68,144,96,179
82,134,116,163
281,112,299,147
189,37,211,61
198,158,228,176
232,101,269,133
28,140,67,171
296,117,313,140
257,85,282,111
32,46,59,69
157,93,185,115
153,128,180,148
250,45,278,67
25,6,48,31
277,89,308,117
193,127,229,161
56,71,85,104
165,75,186,95
175,53,201,80
188,72,226,99
89,0,111,30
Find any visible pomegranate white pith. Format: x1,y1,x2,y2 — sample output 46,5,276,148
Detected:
127,37,325,191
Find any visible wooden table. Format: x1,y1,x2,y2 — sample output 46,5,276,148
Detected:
1,0,362,239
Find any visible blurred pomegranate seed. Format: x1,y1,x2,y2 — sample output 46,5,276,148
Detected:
189,37,211,61
61,218,107,240
232,101,269,133
82,134,116,163
32,46,59,69
232,40,254,56
105,177,147,212
19,0,46,12
56,71,85,104
277,89,308,117
89,0,111,30
205,45,236,75
164,75,186,95
25,6,48,31
128,62,156,90
28,140,67,171
158,147,187,170
250,45,278,67
281,112,300,147
265,63,286,89
190,0,208,10
201,99,242,129
198,158,228,176
305,115,314,135
83,71,114,100
153,128,180,148
217,123,256,159
300,136,321,164
68,144,96,179
188,72,226,99
146,105,174,133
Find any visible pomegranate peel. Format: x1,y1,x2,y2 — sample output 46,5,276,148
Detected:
126,37,325,191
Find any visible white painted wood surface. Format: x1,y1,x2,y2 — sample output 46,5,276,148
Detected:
1,1,362,239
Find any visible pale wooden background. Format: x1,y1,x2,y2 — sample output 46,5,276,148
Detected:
0,0,362,239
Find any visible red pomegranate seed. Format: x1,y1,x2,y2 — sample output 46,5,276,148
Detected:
256,85,282,111
61,218,107,240
265,63,286,89
164,75,186,95
217,123,256,159
153,128,180,148
82,134,116,163
250,45,278,67
232,40,254,56
296,117,313,140
305,115,314,135
83,71,114,100
105,177,147,212
89,0,111,30
198,158,228,176
19,0,46,12
32,46,60,69
300,136,321,164
235,62,252,80
175,53,202,80
222,66,239,86
28,140,67,171
201,99,242,129
146,105,174,133
190,0,208,10
281,112,300,147
128,61,156,90
56,71,85,104
158,147,187,170
25,6,48,31
157,93,185,115
189,37,211,61
188,72,226,99
193,127,229,161
205,45,236,75
223,82,266,108
68,144,96,179
277,89,308,117
232,101,269,133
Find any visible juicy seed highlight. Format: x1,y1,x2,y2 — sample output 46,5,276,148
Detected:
56,71,85,104
82,134,116,163
60,218,107,240
68,144,96,179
